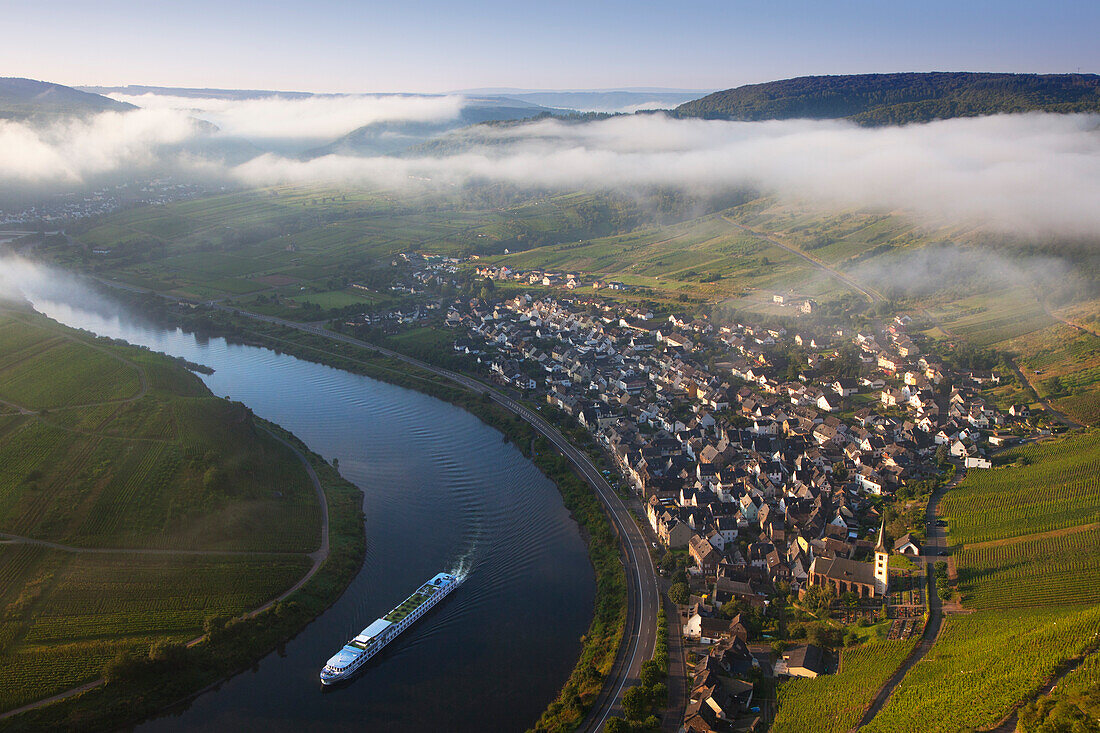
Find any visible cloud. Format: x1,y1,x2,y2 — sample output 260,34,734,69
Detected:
0,108,198,183
108,92,465,141
3,103,1100,239
232,112,1100,238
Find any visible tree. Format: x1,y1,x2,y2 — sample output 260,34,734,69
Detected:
803,584,835,616
668,582,690,605
622,685,651,720
640,659,664,687
604,717,630,733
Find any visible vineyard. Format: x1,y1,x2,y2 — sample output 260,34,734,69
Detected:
0,309,324,715
939,432,1100,545
862,605,1100,733
771,639,917,733
0,313,321,552
955,525,1100,608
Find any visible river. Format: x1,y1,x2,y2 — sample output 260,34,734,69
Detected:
20,280,595,732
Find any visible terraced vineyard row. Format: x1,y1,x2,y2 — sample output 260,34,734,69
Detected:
940,432,1100,545
0,309,324,717
0,636,171,712
0,341,141,409
956,526,1100,608
771,639,917,733
862,605,1100,733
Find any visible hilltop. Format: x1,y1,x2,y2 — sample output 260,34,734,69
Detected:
0,77,134,120
674,72,1100,125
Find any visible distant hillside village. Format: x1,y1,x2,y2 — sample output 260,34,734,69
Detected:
332,251,1044,731
425,286,1035,732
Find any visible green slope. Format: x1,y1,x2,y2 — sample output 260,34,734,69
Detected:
674,72,1100,125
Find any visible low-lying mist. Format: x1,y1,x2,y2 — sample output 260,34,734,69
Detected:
3,92,1100,241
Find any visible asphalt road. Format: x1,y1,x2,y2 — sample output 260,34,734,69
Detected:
203,304,661,731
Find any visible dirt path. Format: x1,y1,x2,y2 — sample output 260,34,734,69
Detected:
853,463,966,730
985,653,1093,733
720,215,883,303
0,423,331,722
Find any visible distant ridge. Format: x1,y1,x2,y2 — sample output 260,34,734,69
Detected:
0,78,134,120
674,72,1100,125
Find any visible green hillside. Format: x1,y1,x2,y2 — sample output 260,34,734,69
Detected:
863,432,1100,732
674,72,1100,125
0,306,322,714
0,78,133,121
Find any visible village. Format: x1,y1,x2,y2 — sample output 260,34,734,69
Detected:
395,255,1044,733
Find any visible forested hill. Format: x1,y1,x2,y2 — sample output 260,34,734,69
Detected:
673,73,1100,125
0,77,134,120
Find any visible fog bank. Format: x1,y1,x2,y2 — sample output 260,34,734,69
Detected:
3,99,1100,239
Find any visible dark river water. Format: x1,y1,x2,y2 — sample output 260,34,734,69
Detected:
22,282,594,732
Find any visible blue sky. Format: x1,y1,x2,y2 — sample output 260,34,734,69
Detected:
3,0,1098,92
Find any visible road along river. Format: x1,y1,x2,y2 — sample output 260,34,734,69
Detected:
21,282,595,733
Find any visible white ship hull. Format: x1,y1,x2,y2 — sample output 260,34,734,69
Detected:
320,572,463,685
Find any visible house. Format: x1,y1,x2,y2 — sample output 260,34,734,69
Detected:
781,644,826,678
659,517,694,549
690,535,721,574
683,611,735,644
893,533,921,556
965,455,993,469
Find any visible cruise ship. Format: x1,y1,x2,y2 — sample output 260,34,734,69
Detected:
320,571,463,684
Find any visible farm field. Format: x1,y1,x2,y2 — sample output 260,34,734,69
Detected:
0,547,309,711
54,185,649,308
0,308,323,714
938,432,1100,546
0,311,320,551
771,639,917,733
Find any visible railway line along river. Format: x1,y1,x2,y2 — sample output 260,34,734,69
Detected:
18,276,595,732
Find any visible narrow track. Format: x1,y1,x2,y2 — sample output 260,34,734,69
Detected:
721,215,883,303
853,462,964,730
0,423,331,722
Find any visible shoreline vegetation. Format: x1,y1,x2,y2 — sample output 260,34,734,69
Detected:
29,289,628,733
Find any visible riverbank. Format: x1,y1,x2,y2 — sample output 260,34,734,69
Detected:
0,425,366,732
64,289,628,732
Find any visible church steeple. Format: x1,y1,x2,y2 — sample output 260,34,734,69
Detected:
873,519,889,596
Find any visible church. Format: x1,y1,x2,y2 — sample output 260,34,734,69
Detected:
807,521,890,599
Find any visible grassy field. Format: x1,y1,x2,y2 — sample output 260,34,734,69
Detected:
771,639,918,733
54,185,649,307
0,308,323,715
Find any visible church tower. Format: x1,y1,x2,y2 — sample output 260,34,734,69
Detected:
874,520,890,597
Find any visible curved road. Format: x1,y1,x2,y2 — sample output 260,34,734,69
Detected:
95,275,662,727
208,305,661,730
